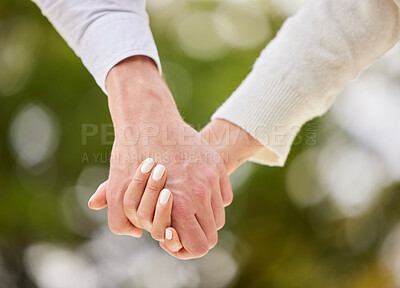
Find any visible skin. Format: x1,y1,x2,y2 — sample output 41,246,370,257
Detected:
90,116,268,258
98,55,234,259
200,119,265,175
161,119,266,256
89,159,183,252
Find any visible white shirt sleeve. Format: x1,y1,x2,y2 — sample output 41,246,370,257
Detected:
212,0,400,167
31,0,161,94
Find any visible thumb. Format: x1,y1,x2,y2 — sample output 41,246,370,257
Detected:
88,181,108,210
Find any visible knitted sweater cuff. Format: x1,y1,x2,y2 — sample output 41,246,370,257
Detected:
212,76,316,167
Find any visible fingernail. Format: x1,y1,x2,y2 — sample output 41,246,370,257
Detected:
141,158,154,174
152,164,165,180
159,189,170,205
165,228,172,240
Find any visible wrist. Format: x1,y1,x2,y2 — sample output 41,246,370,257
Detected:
106,56,181,133
201,119,263,175
106,56,160,95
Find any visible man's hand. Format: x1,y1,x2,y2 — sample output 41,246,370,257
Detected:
89,56,233,259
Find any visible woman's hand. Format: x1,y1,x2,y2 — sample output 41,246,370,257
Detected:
123,158,182,251
89,158,183,252
200,119,266,175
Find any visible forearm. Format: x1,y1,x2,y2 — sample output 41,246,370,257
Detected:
106,56,180,133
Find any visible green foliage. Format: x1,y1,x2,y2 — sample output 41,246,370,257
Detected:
0,1,398,288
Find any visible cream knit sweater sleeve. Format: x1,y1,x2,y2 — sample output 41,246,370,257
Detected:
212,0,400,167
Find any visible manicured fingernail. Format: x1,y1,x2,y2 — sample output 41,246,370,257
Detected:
159,188,171,205
152,164,165,180
165,228,173,240
141,158,154,174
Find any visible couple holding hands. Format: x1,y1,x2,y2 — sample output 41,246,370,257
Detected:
32,0,400,259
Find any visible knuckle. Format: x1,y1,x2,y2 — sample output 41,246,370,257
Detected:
128,215,141,229
193,185,208,201
204,167,218,183
172,200,191,217
140,220,152,231
217,161,225,173
151,229,164,241
123,198,138,210
136,209,148,221
108,224,124,235
136,210,152,227
194,242,209,257
146,184,160,194
107,192,120,205
124,207,139,224
133,174,147,186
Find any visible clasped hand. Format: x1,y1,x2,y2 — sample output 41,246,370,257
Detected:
86,56,233,260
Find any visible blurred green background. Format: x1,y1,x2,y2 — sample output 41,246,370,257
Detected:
1,0,400,287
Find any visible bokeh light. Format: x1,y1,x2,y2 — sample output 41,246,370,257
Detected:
0,19,41,97
177,11,230,61
23,228,240,288
24,243,98,288
8,103,60,172
270,0,310,16
332,65,400,180
214,1,270,50
318,139,389,218
286,148,326,208
1,1,400,287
